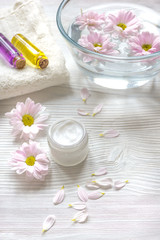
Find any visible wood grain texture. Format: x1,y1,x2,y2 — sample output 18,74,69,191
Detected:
0,0,160,239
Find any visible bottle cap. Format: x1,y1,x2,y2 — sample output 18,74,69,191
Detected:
13,56,26,69
39,58,49,69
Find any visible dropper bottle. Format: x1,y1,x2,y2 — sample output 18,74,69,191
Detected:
11,34,49,69
0,33,26,69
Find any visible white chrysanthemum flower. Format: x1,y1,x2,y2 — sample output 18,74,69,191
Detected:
5,97,48,140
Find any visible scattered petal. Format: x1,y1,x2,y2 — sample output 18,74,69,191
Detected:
72,210,88,223
99,129,119,138
88,191,105,200
42,215,56,233
92,103,103,117
91,167,107,176
69,202,86,210
85,181,100,190
108,145,126,163
92,177,113,189
77,185,88,202
77,109,90,116
81,88,90,103
114,180,128,190
53,186,65,205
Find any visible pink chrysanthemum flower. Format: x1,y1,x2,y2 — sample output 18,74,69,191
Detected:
104,10,141,38
78,32,118,62
5,98,48,140
75,11,106,31
9,141,49,181
129,31,160,56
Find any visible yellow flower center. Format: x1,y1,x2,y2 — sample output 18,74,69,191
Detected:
25,156,36,166
142,44,152,51
117,23,127,30
88,23,95,26
94,43,102,48
22,114,34,126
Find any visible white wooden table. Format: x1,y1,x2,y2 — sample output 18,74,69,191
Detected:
1,0,160,239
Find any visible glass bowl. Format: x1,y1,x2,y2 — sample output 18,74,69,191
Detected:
56,0,160,89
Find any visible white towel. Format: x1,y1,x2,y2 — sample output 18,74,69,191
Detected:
0,0,69,100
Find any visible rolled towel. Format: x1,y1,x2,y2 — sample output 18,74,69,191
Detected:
0,0,69,100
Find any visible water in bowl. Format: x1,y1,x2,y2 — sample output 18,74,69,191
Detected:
67,3,160,89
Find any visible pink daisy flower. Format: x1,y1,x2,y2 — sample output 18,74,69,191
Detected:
129,31,160,56
78,32,118,62
5,98,48,140
75,10,106,31
104,10,141,38
9,140,49,181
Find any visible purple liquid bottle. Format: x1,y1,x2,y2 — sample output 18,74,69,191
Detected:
0,33,26,69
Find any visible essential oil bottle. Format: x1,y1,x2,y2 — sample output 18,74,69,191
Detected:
0,33,26,69
11,34,49,69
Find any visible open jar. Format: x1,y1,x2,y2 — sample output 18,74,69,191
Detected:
48,119,89,166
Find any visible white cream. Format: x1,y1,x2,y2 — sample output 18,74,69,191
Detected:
48,119,89,167
53,120,84,146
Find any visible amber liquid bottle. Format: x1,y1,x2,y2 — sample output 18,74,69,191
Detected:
11,34,48,69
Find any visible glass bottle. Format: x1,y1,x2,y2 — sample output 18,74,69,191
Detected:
11,34,49,69
0,33,26,69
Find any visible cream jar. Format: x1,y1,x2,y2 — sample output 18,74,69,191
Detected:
48,119,89,166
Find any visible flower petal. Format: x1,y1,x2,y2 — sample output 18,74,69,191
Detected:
99,129,119,138
16,167,26,175
42,215,56,233
77,109,90,116
85,181,100,190
91,167,107,176
72,210,88,223
81,88,90,103
108,146,126,163
92,177,113,189
114,180,128,190
92,103,103,117
88,191,105,200
69,202,86,210
53,186,65,205
77,185,88,202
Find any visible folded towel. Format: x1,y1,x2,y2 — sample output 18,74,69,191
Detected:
0,0,69,100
